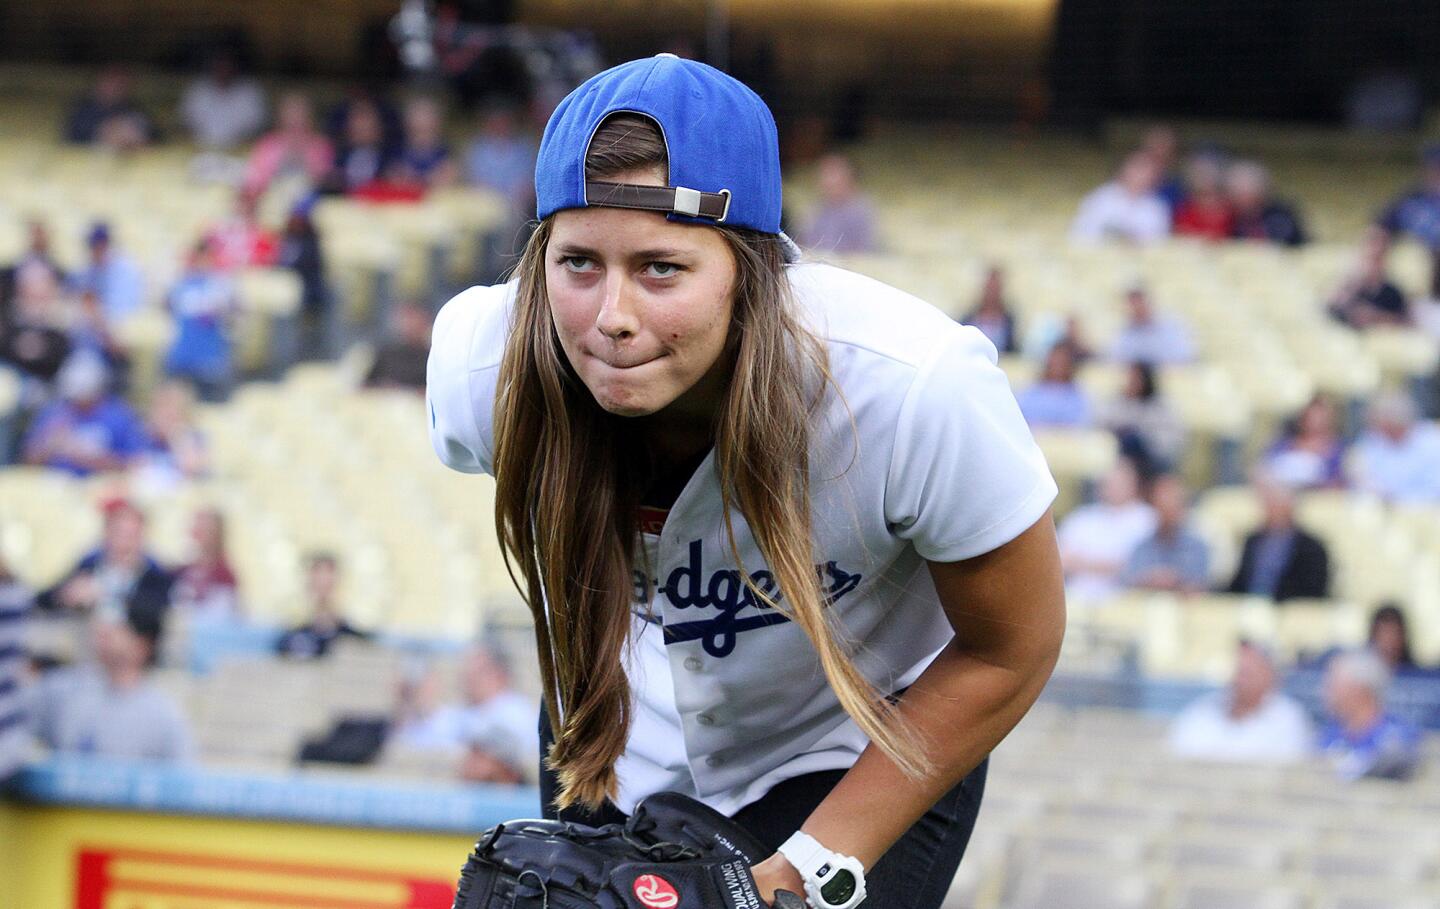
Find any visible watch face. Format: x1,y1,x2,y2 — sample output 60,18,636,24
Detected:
820,869,856,906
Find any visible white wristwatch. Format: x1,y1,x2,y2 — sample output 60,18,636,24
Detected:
776,831,867,909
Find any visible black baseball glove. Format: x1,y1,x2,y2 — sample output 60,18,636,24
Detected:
452,790,807,909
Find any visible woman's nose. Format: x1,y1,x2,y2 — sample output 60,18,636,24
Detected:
595,274,639,340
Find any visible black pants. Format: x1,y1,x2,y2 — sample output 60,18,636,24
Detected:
538,709,987,909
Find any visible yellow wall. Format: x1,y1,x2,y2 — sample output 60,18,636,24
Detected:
2,802,475,909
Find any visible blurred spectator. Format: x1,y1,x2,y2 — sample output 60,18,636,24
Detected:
0,220,66,307
394,96,459,190
1121,474,1210,594
1377,145,1440,298
799,153,879,254
1368,604,1421,675
0,554,33,779
962,265,1019,355
1069,151,1170,245
1227,161,1307,247
1320,648,1421,780
1327,230,1411,329
1226,477,1330,601
1263,394,1348,490
276,552,370,659
1141,125,1186,213
325,88,403,150
1057,459,1157,601
164,239,238,403
169,508,241,623
1344,70,1423,133
1017,342,1092,428
328,99,402,195
1024,312,1094,365
243,92,335,196
22,352,146,476
463,101,537,209
364,301,432,391
179,49,267,151
70,222,145,324
35,499,172,626
1,264,73,396
1350,391,1440,503
1172,155,1233,241
131,380,210,490
277,198,328,324
208,189,280,270
1169,640,1312,763
393,644,535,785
69,289,132,381
1108,283,1196,366
31,608,192,762
1097,362,1186,476
63,67,158,151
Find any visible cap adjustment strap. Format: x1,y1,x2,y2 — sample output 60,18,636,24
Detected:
585,181,732,222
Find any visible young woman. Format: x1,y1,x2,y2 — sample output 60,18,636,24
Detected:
427,55,1065,909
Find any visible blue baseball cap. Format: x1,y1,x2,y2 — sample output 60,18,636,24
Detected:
535,54,782,234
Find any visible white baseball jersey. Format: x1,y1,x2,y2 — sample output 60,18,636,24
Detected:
427,262,1057,815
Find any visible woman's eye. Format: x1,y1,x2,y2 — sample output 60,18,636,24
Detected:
645,262,681,278
561,256,596,272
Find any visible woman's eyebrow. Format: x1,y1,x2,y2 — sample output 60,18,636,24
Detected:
628,247,694,261
552,243,600,258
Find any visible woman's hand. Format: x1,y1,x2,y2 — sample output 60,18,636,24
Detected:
750,852,806,907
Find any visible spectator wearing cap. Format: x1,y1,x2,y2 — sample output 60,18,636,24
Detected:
1320,648,1421,780
799,153,879,254
1227,160,1307,246
70,222,146,324
1069,151,1171,245
1377,145,1440,297
364,301,432,392
1172,154,1233,241
1263,394,1348,490
1122,474,1210,594
1169,640,1312,763
1057,459,1157,602
22,352,146,476
1226,476,1330,602
63,67,158,151
35,499,172,627
961,265,1019,355
1097,362,1186,476
0,553,34,779
30,607,192,762
243,92,335,196
275,553,370,659
163,238,238,403
1328,228,1411,329
179,49,267,151
1350,391,1440,503
1108,283,1196,366
169,508,241,623
1017,342,1092,429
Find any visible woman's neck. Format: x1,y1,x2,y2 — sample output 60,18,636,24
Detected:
637,349,733,463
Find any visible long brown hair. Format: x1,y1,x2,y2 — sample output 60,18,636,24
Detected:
493,115,929,810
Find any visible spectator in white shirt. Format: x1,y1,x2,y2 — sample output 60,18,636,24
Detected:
180,50,267,151
1070,151,1172,245
1350,391,1440,503
1057,459,1157,603
1169,640,1313,763
1108,282,1196,366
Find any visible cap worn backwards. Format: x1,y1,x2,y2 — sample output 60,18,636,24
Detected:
535,54,783,235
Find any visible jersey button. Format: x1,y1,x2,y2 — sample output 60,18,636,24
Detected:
683,657,703,672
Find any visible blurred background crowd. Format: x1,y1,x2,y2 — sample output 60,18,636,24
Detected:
3,2,1440,908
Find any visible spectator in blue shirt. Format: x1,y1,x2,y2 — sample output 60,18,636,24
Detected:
22,351,146,476
1377,144,1440,297
1319,648,1421,780
164,238,238,403
1122,474,1211,594
0,553,33,780
1350,391,1440,504
70,222,146,324
464,101,537,210
1017,342,1092,429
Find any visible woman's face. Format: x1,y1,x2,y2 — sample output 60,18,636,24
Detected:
546,179,738,418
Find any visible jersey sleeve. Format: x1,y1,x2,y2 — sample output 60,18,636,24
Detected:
425,285,502,475
885,327,1058,563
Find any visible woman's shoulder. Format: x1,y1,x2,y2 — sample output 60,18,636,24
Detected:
430,280,517,375
786,261,988,371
